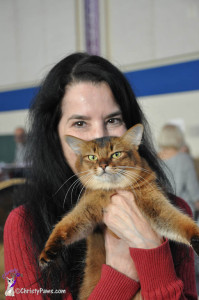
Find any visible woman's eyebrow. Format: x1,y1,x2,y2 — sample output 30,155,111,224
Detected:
67,111,122,123
105,111,123,119
67,115,91,122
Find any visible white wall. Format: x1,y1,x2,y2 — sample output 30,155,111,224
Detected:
0,0,77,88
101,0,199,68
1,0,199,89
0,110,29,134
139,90,199,157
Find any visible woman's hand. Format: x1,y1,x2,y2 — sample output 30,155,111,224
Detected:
103,190,163,249
104,228,139,281
103,190,163,280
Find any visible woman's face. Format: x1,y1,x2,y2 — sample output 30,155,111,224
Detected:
58,82,126,172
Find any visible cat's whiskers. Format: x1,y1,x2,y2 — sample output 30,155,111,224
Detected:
69,172,93,200
120,169,155,192
69,171,95,205
69,171,94,204
63,177,82,208
108,166,140,188
116,165,152,175
116,165,161,184
77,175,95,204
75,176,91,204
53,170,90,197
111,165,147,180
62,171,92,208
70,177,85,206
116,171,139,199
114,168,149,197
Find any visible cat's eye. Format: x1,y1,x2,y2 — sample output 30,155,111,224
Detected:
88,155,98,161
112,152,121,159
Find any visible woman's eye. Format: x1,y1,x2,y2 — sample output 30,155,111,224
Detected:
107,118,123,125
73,121,86,127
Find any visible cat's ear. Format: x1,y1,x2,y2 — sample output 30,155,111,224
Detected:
65,135,85,154
122,124,144,147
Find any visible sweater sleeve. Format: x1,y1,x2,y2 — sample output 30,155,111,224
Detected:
128,196,198,299
88,264,140,299
3,206,72,300
130,239,197,299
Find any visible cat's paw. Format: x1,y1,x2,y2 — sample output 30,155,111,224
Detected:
190,235,199,256
39,248,58,269
39,238,63,269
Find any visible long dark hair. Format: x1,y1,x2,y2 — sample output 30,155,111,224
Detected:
22,52,173,299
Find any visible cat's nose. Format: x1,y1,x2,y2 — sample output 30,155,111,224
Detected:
100,163,108,171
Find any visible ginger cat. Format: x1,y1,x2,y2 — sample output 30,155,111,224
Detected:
39,124,199,300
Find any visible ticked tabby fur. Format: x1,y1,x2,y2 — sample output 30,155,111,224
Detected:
39,124,199,300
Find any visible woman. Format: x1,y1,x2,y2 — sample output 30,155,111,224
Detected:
158,124,199,216
4,53,197,299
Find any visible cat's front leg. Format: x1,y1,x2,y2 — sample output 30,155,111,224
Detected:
137,188,199,255
39,191,110,268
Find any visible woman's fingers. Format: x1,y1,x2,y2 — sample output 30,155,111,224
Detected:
104,228,139,281
103,190,163,249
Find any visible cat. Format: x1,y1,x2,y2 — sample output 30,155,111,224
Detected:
5,276,16,297
39,124,199,300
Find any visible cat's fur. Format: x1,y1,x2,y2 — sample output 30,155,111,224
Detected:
39,124,199,300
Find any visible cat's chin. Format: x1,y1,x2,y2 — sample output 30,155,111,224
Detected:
83,174,131,190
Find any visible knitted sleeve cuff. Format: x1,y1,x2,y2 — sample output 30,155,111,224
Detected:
89,264,140,300
129,239,184,296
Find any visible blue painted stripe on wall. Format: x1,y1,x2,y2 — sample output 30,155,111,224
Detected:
0,60,199,112
0,87,39,112
125,59,199,97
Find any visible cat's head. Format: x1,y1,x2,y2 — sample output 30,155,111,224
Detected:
6,277,15,285
65,124,144,190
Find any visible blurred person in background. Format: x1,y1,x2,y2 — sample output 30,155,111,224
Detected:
14,127,27,166
158,124,199,286
158,124,199,219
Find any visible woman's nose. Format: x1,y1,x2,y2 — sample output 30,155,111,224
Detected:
92,124,108,139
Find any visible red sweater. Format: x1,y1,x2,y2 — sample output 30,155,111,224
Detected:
4,198,197,299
